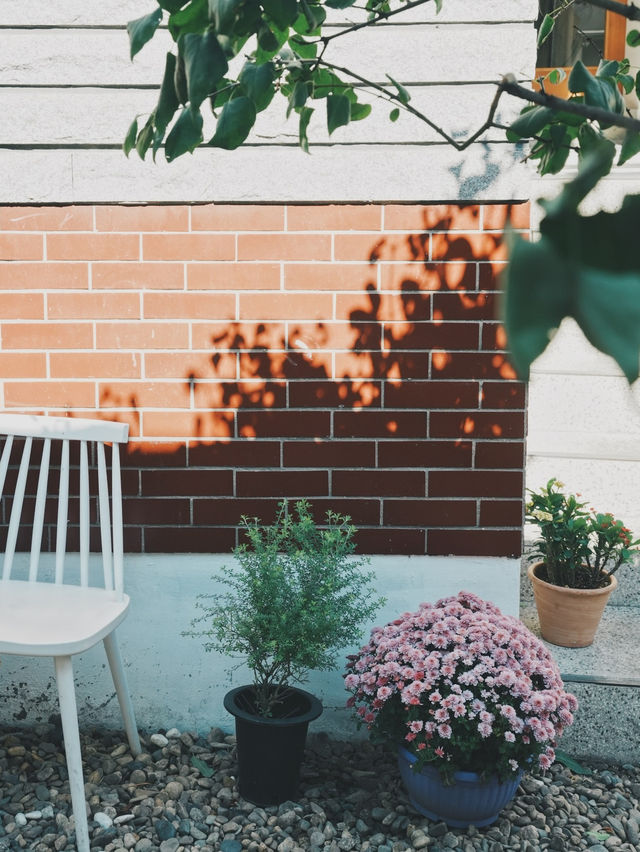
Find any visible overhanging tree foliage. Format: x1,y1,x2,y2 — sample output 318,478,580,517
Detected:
123,0,640,382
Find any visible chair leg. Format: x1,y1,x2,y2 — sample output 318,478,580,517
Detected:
54,655,90,852
103,630,142,756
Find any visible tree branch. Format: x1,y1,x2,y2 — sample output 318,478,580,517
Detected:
584,0,640,21
500,75,640,133
309,58,506,149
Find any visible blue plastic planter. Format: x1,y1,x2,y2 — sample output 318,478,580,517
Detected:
397,745,523,827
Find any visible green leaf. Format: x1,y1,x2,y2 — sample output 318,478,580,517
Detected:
327,93,350,135
554,750,592,775
262,0,298,29
256,21,288,57
168,0,208,40
288,34,317,58
287,80,309,116
209,78,235,110
636,70,640,99
389,107,400,122
136,114,156,159
127,7,163,59
619,131,640,166
619,74,635,95
385,74,410,105
210,96,257,148
627,28,640,48
123,117,138,157
165,106,204,160
293,4,325,35
301,0,326,31
154,52,180,152
298,105,313,152
508,105,555,139
350,102,371,121
190,756,214,777
537,13,554,48
158,0,187,11
208,0,241,33
568,60,624,123
325,0,356,7
503,233,570,380
238,61,277,112
174,54,189,103
180,30,229,109
547,67,566,85
596,59,619,78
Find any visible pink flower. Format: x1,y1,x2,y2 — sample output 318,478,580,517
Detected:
504,731,516,742
435,746,445,757
376,686,392,701
437,723,452,739
409,720,424,733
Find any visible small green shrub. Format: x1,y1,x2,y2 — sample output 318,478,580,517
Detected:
186,499,384,716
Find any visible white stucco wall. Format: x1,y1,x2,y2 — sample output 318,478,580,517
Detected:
0,0,537,203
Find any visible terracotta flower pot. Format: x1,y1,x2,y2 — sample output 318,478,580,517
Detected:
528,561,617,648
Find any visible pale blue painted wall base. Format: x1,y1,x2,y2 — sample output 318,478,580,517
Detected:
0,553,520,736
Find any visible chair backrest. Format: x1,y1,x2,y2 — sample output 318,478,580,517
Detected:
0,414,129,595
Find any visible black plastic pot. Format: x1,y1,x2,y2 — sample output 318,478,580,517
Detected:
223,685,323,806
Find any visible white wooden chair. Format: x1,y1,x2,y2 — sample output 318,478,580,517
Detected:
0,414,141,852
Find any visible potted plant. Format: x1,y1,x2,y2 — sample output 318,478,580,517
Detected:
344,591,578,828
186,499,384,806
526,478,639,647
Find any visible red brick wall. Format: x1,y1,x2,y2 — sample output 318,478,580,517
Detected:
0,203,528,555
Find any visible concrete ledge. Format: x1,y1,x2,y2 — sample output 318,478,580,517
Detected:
520,557,640,764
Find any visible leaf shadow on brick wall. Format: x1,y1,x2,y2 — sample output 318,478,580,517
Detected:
117,204,526,553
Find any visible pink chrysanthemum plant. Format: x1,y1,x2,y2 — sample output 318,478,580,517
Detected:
344,591,578,783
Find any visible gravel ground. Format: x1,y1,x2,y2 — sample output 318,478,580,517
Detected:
1,721,639,852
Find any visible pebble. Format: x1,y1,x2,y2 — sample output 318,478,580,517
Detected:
0,722,639,851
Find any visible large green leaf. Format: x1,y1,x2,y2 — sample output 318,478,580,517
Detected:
507,105,556,140
568,60,624,123
537,12,554,47
210,96,257,148
619,131,640,166
180,30,229,109
261,0,298,30
168,0,208,39
505,152,640,382
153,52,180,153
325,0,356,7
298,105,313,152
503,233,571,380
165,106,204,160
238,61,277,112
288,33,316,58
123,117,138,156
136,114,156,159
327,93,350,134
127,7,163,59
209,0,241,33
159,0,188,11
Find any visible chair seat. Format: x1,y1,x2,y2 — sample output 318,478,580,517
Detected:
0,580,129,657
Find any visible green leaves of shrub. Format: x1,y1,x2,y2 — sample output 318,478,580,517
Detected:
210,96,256,148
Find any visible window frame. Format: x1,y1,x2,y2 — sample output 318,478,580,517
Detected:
535,0,628,96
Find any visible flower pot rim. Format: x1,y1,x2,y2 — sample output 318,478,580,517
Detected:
528,561,618,597
397,743,521,785
224,684,323,727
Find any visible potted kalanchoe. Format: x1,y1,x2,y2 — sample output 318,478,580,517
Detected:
526,478,639,646
186,499,383,806
345,591,577,828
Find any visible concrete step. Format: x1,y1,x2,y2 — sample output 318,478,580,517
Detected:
520,556,640,764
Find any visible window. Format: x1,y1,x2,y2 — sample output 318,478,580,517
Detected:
535,0,627,94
